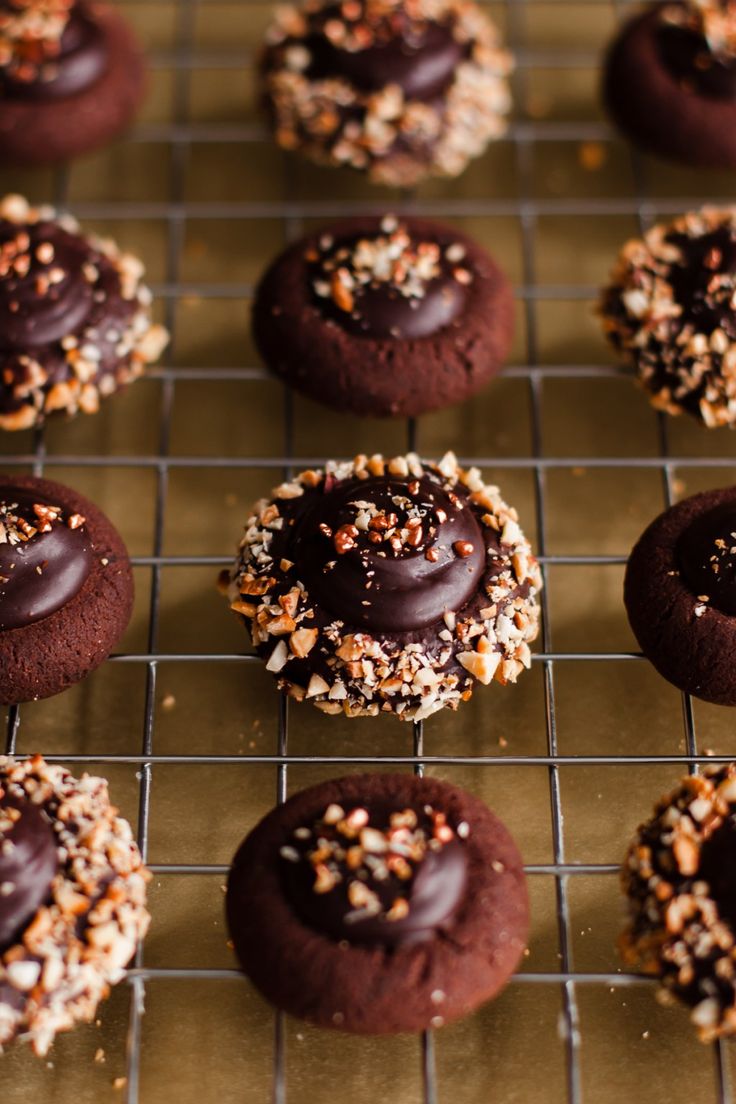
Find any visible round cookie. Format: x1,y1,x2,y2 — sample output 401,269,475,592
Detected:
0,0,146,166
0,754,150,1055
620,763,736,1042
261,0,513,187
253,214,515,419
0,193,168,431
224,450,542,722
226,772,528,1034
624,485,736,705
599,207,736,428
0,472,133,704
603,1,736,168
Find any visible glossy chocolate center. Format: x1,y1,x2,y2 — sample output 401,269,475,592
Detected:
0,485,92,630
699,815,736,925
0,218,94,350
0,3,108,100
280,802,468,947
310,223,470,339
664,223,736,338
658,21,736,97
292,473,485,632
677,501,736,613
0,787,58,950
302,2,465,99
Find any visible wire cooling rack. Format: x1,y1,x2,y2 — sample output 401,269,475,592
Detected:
5,0,736,1101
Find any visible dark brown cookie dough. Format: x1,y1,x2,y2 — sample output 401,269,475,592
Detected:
0,194,168,430
0,0,146,166
621,764,736,1042
603,1,736,168
253,215,515,419
599,207,736,428
226,772,528,1034
261,0,512,187
624,485,736,704
224,450,542,722
0,754,150,1055
0,473,134,704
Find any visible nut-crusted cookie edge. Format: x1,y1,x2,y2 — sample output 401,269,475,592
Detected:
225,450,542,721
0,754,150,1055
621,763,736,1042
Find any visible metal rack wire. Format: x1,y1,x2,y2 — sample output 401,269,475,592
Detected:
4,0,736,1101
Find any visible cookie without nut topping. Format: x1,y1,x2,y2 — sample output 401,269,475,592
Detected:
0,473,134,704
603,1,736,168
225,450,541,721
0,194,168,431
253,215,515,418
261,0,513,187
227,772,528,1034
624,485,736,705
0,0,147,166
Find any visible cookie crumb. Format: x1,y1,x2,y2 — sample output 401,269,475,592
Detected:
578,141,606,171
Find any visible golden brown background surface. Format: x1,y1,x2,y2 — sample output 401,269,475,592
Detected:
3,1,736,1101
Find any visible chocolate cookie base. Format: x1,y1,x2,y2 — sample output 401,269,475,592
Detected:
603,3,736,169
226,773,528,1034
625,487,736,705
0,6,146,167
0,475,133,704
253,217,514,419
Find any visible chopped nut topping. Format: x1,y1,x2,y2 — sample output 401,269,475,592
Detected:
662,1,736,59
0,496,77,545
334,523,359,554
453,540,474,558
283,801,465,927
0,1,73,84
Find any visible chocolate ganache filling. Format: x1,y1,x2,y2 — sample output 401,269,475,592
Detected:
677,501,736,614
663,223,736,338
292,471,485,632
310,218,471,339
280,800,468,946
299,1,466,100
0,786,58,950
0,1,108,101
698,814,736,927
657,3,736,99
0,486,91,630
0,217,94,349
